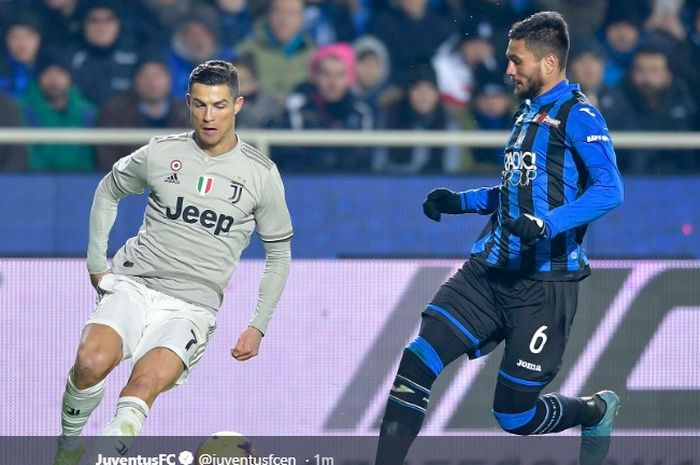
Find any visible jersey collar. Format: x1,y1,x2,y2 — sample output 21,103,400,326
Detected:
529,79,579,106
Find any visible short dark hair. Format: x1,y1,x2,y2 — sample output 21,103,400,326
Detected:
508,11,570,70
188,60,240,97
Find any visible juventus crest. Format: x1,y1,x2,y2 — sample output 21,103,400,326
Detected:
229,181,244,204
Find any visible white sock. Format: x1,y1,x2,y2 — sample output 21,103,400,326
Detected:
93,396,150,460
101,396,149,437
61,369,106,437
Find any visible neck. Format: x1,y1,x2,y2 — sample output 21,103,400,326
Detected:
534,74,567,98
199,132,237,157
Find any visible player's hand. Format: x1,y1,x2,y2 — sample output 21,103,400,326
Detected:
503,214,547,243
422,188,463,222
90,270,112,290
231,326,263,361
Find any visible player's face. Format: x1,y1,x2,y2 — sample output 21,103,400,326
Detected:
187,83,244,155
506,39,547,99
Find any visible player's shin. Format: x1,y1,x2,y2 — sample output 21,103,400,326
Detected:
60,368,107,437
375,343,440,465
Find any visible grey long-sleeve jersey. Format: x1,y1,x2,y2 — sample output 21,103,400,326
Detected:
87,132,293,333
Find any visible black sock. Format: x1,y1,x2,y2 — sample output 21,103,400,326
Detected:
511,394,606,435
493,384,607,435
375,349,436,465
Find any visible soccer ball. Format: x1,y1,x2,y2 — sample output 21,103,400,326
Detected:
195,431,257,463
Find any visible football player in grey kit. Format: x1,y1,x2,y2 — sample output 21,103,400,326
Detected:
53,60,293,465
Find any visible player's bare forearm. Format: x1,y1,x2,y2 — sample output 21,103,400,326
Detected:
230,326,263,361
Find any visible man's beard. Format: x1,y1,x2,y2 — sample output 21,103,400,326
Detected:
515,74,545,100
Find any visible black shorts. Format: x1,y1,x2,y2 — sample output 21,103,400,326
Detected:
423,259,579,391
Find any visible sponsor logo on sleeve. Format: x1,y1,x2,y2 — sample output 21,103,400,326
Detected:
586,134,610,143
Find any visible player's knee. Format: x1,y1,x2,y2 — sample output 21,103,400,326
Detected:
74,345,118,388
404,336,444,379
492,408,538,435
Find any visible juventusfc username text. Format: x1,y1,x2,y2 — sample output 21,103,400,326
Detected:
95,452,299,465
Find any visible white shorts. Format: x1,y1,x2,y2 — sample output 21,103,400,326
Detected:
86,273,216,385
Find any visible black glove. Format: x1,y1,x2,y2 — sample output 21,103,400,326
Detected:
422,188,463,222
503,214,547,242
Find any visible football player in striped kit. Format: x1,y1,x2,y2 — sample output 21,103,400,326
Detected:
54,61,292,464
375,12,623,465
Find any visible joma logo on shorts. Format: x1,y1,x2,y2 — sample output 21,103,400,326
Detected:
517,359,542,372
165,196,233,235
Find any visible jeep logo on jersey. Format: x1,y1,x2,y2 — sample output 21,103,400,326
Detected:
229,181,243,204
165,196,233,235
196,175,214,196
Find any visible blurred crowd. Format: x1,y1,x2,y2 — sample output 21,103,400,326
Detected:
0,0,698,174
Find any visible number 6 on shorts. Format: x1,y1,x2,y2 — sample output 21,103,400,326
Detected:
529,325,548,354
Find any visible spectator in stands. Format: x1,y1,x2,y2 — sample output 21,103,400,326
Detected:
231,54,284,129
352,35,401,126
375,67,461,173
470,79,513,171
0,12,42,98
141,0,195,37
0,92,29,171
95,56,189,171
278,43,373,172
644,0,686,43
568,40,607,107
601,4,644,86
35,0,81,46
168,6,232,99
369,0,455,84
303,0,370,45
68,0,139,106
533,0,607,38
236,0,316,99
432,21,502,118
214,0,253,48
20,51,96,171
453,0,519,60
600,46,697,173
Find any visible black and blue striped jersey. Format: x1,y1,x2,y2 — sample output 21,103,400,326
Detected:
462,80,623,280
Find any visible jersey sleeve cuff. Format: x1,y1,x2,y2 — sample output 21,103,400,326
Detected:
259,231,294,242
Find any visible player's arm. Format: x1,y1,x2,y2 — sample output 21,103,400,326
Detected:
422,185,500,221
86,145,149,284
542,105,623,238
232,165,293,361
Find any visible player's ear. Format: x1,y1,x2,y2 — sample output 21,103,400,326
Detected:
544,54,557,75
234,96,244,115
186,94,192,107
